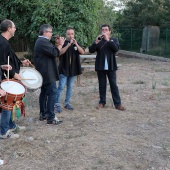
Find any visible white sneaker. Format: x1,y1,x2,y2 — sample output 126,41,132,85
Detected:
10,125,26,132
0,130,19,139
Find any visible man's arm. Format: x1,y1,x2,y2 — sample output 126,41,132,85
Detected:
38,39,61,58
89,35,103,53
57,43,72,56
89,41,98,53
71,38,84,54
76,43,85,54
108,38,120,52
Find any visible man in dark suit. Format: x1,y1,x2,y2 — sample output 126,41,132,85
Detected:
89,24,125,111
34,24,65,125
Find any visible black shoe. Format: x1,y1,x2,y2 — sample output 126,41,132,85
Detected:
47,118,63,125
39,114,46,121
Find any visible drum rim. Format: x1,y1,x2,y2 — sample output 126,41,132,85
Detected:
1,79,26,94
19,67,43,89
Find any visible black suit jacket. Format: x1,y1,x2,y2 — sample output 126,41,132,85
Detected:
34,37,60,84
0,35,21,79
89,37,119,71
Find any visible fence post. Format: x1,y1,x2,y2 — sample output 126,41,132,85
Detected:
118,28,120,42
130,28,133,51
165,28,168,56
145,26,148,52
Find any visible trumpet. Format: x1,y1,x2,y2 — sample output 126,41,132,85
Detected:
98,35,104,40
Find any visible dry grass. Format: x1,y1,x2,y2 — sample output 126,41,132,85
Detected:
0,57,170,170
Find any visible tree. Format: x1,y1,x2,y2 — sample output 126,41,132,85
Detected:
0,0,104,50
114,0,168,28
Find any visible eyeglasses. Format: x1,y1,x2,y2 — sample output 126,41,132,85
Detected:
102,28,109,31
46,30,53,33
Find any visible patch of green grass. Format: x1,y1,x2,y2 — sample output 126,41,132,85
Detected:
133,80,145,84
97,158,105,165
115,164,124,169
162,77,170,86
162,144,168,151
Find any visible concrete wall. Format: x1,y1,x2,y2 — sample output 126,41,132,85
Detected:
118,50,170,62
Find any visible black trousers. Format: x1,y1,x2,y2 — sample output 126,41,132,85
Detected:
39,82,57,120
97,70,121,106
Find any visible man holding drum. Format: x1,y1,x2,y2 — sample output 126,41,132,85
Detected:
34,24,64,125
0,19,30,139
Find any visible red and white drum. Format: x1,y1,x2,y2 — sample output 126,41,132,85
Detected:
0,79,26,110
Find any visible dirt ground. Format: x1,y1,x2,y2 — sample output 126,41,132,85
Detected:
0,56,170,170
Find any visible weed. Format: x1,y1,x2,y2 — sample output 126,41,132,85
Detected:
152,75,157,89
97,159,105,165
115,164,124,169
162,144,168,150
162,77,170,86
133,80,145,84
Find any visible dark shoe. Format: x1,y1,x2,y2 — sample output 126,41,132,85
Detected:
39,114,46,121
64,104,74,110
54,104,62,113
115,105,125,111
47,117,63,125
96,103,105,109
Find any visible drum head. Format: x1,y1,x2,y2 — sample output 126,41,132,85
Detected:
1,80,25,95
19,67,43,90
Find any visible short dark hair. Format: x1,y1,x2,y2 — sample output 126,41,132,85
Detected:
0,19,13,32
66,27,75,32
101,24,111,31
39,24,53,35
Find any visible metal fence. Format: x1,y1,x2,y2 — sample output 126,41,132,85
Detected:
115,28,170,58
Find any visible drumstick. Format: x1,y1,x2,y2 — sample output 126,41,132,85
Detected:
7,56,9,81
21,78,36,80
23,57,35,68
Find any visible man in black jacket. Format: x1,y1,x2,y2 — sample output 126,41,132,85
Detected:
54,27,84,113
34,24,65,125
89,24,125,111
0,19,30,139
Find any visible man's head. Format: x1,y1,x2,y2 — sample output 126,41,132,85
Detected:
65,27,75,40
101,24,111,37
0,19,16,39
39,24,53,40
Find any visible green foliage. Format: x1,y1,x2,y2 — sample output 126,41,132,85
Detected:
114,0,170,29
0,0,108,49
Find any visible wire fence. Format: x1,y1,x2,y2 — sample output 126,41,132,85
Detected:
115,28,170,58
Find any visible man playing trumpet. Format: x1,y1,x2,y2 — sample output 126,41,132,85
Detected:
54,27,84,113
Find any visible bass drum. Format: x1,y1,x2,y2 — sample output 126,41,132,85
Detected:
19,67,43,92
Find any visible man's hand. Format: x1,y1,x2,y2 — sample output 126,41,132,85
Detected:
0,89,6,97
72,38,78,46
1,65,12,71
14,73,22,80
102,33,110,41
22,59,30,67
95,35,103,44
